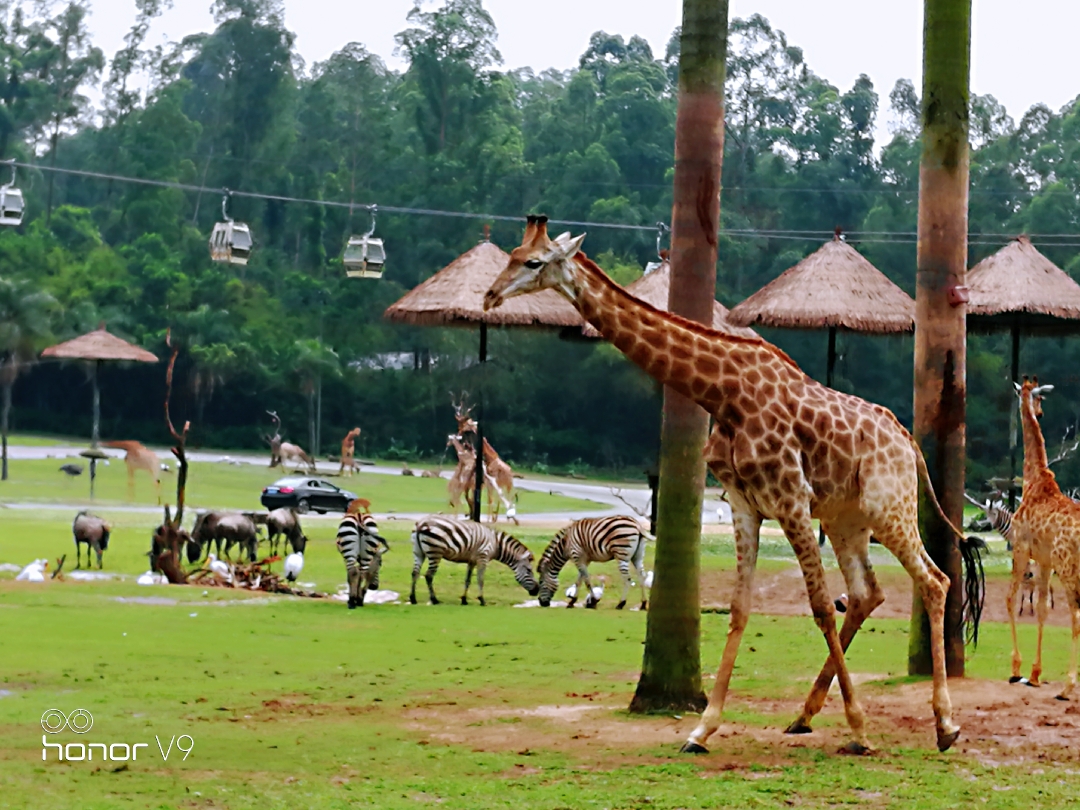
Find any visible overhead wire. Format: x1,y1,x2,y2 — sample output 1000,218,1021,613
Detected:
11,160,1080,246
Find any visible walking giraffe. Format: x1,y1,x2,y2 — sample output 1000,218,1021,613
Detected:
339,427,361,477
484,215,984,753
1008,378,1080,699
103,440,161,503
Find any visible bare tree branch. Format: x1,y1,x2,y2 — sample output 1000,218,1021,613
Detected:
609,487,649,518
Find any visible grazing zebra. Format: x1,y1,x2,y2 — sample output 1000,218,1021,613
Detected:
410,516,539,606
537,516,650,610
336,513,389,609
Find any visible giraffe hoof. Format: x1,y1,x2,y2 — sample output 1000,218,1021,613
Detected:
838,741,872,756
1023,678,1040,688
784,719,813,735
1055,694,1069,701
936,729,960,752
679,741,708,754
640,600,648,611
1008,676,1024,684
615,600,626,610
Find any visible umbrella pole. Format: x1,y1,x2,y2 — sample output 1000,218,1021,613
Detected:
471,324,487,522
90,360,100,499
819,327,838,546
1008,324,1020,516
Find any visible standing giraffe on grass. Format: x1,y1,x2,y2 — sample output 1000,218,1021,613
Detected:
484,215,984,754
339,427,361,477
1007,378,1080,699
103,440,161,503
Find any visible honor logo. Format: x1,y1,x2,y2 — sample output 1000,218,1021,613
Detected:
40,709,193,762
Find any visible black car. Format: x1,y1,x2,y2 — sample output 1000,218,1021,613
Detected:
260,476,358,514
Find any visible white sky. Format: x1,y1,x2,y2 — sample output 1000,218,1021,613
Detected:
86,0,1080,130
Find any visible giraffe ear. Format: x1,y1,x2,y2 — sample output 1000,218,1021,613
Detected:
1013,381,1023,394
554,232,586,259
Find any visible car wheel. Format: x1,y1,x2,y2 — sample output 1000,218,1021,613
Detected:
297,498,311,515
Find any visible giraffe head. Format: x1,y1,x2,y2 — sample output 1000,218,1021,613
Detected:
483,215,586,310
1014,376,1053,418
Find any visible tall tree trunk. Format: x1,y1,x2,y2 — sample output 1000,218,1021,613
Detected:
1,378,11,481
630,0,728,713
909,0,970,677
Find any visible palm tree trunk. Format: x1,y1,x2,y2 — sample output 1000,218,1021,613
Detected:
909,0,970,676
630,0,728,713
1,379,11,481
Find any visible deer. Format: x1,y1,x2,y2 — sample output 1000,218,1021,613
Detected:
264,410,315,472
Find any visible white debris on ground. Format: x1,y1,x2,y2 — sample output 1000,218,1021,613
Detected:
330,587,400,605
15,559,48,581
514,599,569,608
136,571,168,586
68,571,121,581
0,563,22,573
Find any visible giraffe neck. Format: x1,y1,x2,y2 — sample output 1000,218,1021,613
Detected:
1019,396,1052,485
562,254,800,409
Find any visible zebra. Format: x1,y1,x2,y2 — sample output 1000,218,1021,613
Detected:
409,516,539,606
336,513,390,609
965,493,1054,614
537,516,650,610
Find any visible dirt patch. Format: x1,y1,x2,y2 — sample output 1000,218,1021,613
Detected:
702,564,1073,628
402,678,1080,764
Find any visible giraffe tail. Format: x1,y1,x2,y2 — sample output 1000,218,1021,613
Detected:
910,436,987,647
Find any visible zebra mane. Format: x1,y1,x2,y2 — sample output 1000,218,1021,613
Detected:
538,527,569,573
494,531,532,562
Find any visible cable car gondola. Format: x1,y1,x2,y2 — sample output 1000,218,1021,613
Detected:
0,161,24,227
344,205,385,279
209,191,253,265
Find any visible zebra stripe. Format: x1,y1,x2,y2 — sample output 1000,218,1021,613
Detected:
410,516,538,605
985,500,1013,542
538,516,649,609
336,513,389,609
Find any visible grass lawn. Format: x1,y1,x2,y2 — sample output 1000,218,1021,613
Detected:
0,458,595,515
1,513,1078,808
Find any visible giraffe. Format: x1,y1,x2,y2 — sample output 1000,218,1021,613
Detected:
339,427,361,477
451,396,516,522
484,215,984,754
1007,377,1080,700
446,433,510,520
103,440,161,503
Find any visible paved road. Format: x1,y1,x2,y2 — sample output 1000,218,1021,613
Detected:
5,444,733,524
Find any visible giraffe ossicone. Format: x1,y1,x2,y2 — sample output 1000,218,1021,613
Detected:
485,215,986,753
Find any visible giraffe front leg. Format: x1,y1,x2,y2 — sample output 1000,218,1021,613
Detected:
784,513,871,754
682,506,761,754
787,526,883,735
1007,540,1029,682
1029,562,1054,686
461,562,475,605
1057,594,1080,701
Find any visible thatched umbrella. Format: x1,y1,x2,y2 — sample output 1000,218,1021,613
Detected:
967,235,1080,505
578,257,759,340
385,239,580,520
41,324,158,496
727,234,914,389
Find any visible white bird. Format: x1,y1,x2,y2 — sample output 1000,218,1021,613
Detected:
644,570,654,589
16,559,48,582
160,463,171,472
565,583,577,599
207,553,232,582
136,570,166,586
284,552,304,582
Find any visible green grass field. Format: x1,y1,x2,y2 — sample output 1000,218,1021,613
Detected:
0,458,595,515
1,511,1077,809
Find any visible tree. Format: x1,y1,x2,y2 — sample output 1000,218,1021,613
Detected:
0,277,55,479
909,0,970,676
292,338,340,456
630,0,728,713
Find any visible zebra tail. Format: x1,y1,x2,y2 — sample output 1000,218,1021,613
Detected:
909,435,987,647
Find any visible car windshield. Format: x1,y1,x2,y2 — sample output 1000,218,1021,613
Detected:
271,477,307,487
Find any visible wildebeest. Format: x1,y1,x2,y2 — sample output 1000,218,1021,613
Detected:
149,524,199,572
266,507,307,555
191,512,259,562
72,511,111,569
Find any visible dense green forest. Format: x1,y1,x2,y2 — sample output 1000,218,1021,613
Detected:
3,0,1080,487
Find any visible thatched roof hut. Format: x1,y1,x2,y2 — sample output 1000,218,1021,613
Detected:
41,326,158,363
579,259,758,339
727,236,914,333
383,240,580,328
966,235,1080,334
